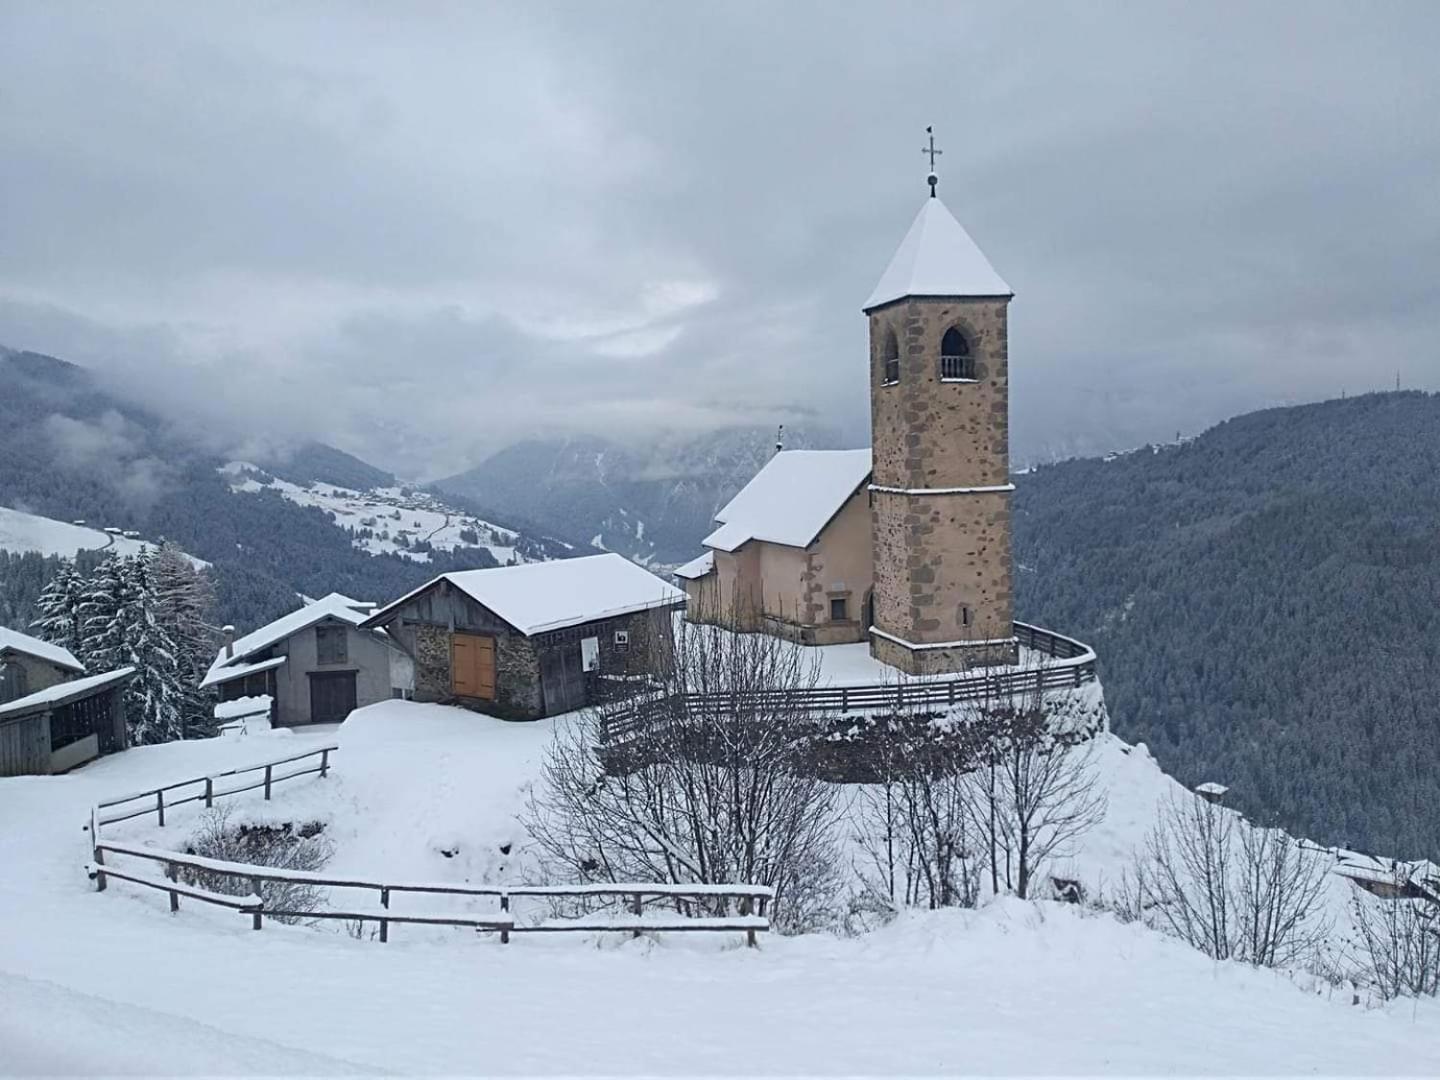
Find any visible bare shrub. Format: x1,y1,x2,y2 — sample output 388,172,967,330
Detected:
1134,793,1331,967
524,616,845,933
1349,890,1440,1001
182,806,333,923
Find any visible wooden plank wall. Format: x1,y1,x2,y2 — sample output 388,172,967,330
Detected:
0,712,52,776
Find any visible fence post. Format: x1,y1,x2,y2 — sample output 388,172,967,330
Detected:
252,905,263,931
379,918,388,944
166,861,179,913
251,877,264,930
840,687,848,713
204,777,213,808
264,764,273,800
91,809,107,892
631,892,643,939
155,789,165,827
948,680,955,707
1073,663,1083,687
319,748,330,779
500,893,511,945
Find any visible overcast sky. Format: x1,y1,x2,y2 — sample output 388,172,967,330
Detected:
2,2,1438,478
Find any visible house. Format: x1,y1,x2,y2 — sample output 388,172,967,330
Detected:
0,626,133,776
676,449,874,645
674,178,1021,675
360,553,685,720
201,593,412,726
0,626,85,703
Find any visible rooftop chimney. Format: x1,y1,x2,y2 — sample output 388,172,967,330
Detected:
222,625,236,659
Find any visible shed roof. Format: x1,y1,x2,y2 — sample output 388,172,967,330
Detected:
673,551,715,581
863,196,1012,311
365,553,685,636
199,654,288,691
703,450,872,553
0,627,85,674
0,666,134,721
205,593,374,686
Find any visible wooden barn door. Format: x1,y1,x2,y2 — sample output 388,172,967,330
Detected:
540,644,586,717
309,672,358,725
451,633,496,700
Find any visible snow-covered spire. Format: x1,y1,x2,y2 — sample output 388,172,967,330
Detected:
863,196,1012,311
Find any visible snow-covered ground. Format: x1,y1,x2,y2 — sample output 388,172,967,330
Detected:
220,462,530,565
0,505,206,566
2,699,1437,1074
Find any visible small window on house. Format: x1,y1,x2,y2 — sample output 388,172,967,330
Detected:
614,629,630,651
940,327,975,380
961,606,973,628
881,328,900,385
0,661,27,704
581,636,600,672
316,624,348,665
830,597,849,622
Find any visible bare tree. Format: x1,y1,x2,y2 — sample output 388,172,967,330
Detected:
1348,887,1440,1001
1135,793,1331,967
524,613,845,932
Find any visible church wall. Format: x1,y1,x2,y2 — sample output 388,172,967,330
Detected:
798,489,872,645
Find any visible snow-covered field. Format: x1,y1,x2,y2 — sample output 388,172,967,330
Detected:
0,505,174,562
1,701,1437,1075
221,462,530,565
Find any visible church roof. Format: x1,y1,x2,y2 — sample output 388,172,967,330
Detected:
703,450,872,553
863,196,1012,311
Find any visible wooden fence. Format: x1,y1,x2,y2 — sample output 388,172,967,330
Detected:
602,621,1098,745
87,746,772,946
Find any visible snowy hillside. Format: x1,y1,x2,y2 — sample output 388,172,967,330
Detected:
1,702,1436,1073
0,504,207,567
220,462,536,566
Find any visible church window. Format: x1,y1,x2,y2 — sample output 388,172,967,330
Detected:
881,328,900,385
940,327,975,381
961,605,973,628
830,597,849,622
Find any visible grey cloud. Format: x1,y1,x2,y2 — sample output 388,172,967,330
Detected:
2,1,1437,478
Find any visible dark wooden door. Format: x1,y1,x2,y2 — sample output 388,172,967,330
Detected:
309,671,357,724
540,644,586,716
451,633,496,699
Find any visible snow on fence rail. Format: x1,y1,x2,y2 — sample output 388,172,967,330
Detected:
602,621,1098,745
86,746,772,946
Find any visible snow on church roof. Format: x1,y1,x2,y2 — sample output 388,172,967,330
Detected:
863,196,1012,311
0,626,84,674
703,450,872,553
365,553,686,637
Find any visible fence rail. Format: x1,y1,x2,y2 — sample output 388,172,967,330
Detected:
87,747,771,945
602,621,1097,745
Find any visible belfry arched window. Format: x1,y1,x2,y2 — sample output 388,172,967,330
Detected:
881,328,900,385
940,327,975,381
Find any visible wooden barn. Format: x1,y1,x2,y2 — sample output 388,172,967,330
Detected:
1,626,87,704
361,553,685,720
0,665,133,776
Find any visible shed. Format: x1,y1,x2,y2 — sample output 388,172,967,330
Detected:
0,666,133,776
0,626,86,705
361,553,685,720
201,593,411,727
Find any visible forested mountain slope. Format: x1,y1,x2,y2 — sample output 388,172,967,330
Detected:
1014,391,1440,859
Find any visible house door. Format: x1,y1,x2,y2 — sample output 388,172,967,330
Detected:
451,633,496,700
309,671,358,725
540,644,586,717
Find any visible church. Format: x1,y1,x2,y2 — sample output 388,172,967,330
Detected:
676,166,1021,677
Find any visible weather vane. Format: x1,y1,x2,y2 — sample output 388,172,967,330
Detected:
922,126,942,197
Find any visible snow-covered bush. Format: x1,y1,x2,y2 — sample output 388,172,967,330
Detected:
1348,890,1440,1001
182,807,333,923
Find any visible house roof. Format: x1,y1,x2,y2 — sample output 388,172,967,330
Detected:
0,627,85,674
673,551,715,581
702,450,872,553
364,553,686,637
0,666,134,721
199,654,288,691
205,593,374,686
863,196,1012,312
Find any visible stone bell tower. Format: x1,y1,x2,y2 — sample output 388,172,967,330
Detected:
865,161,1019,675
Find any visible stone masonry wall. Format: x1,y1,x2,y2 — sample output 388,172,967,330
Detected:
867,296,1016,674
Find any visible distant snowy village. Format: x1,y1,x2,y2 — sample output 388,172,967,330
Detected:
2,180,1437,1074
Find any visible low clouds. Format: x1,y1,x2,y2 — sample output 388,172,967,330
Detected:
42,411,174,511
1,2,1438,477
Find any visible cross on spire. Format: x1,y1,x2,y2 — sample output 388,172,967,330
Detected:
922,126,943,197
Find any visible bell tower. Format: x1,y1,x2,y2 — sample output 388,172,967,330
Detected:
865,148,1019,675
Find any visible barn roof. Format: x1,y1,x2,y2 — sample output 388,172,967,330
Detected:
863,196,1012,312
204,593,374,687
0,666,134,721
702,450,871,553
364,553,685,637
0,627,85,674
